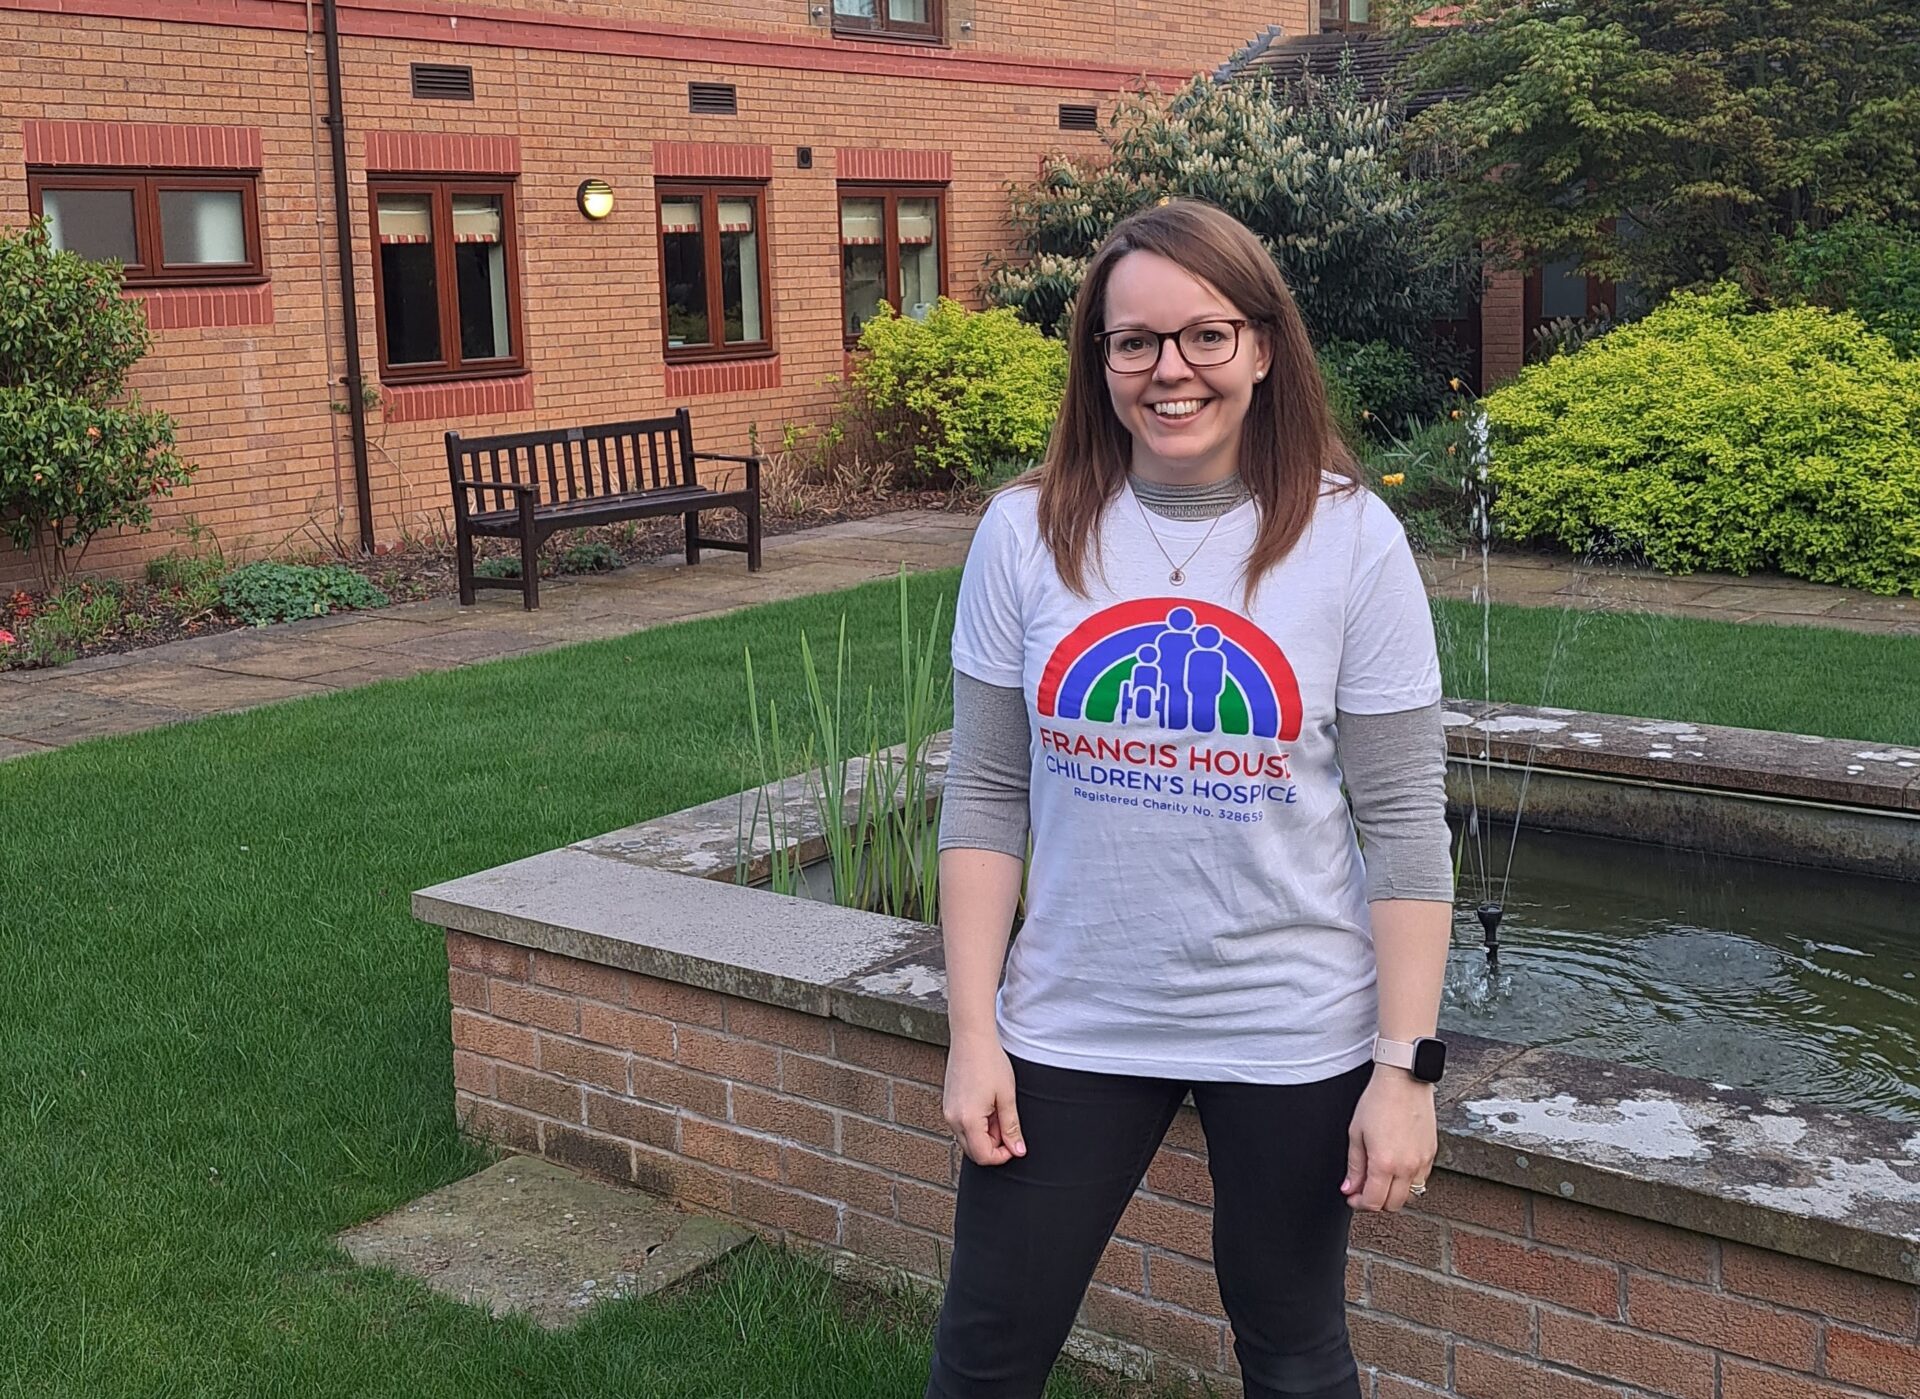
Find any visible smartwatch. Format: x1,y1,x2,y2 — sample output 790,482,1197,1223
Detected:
1373,1035,1447,1084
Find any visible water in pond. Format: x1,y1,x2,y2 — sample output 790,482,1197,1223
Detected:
788,824,1920,1122
1443,823,1920,1122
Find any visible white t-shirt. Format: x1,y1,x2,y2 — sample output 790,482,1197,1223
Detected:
950,477,1442,1083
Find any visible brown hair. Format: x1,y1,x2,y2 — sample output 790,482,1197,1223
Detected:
1012,199,1360,607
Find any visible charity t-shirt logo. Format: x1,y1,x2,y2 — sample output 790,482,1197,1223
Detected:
1037,599,1303,740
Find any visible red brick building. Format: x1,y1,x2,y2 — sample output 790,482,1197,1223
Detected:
0,0,1550,590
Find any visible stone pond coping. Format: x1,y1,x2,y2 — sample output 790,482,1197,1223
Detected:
1441,699,1920,815
415,705,1920,1292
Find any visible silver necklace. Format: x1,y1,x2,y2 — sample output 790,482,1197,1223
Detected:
1131,482,1224,586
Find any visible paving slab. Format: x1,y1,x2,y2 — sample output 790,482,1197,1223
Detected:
336,1155,751,1329
393,629,551,666
302,653,469,688
1689,583,1849,617
12,699,201,746
313,617,479,650
1549,574,1725,605
67,664,329,715
1823,595,1920,624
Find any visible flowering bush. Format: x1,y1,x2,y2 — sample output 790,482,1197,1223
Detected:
0,220,189,587
985,69,1472,363
1485,284,1920,595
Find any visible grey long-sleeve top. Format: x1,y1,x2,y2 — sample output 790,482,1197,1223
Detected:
938,473,1455,905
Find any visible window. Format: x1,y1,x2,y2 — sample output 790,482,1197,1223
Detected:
1319,0,1374,31
657,183,771,361
832,0,941,42
370,179,524,382
840,188,945,343
27,171,264,285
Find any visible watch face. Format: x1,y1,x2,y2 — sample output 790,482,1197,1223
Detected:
1412,1037,1447,1083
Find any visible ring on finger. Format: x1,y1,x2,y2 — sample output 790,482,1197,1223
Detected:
1408,1181,1428,1197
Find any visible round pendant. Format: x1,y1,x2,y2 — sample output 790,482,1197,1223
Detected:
1169,568,1185,585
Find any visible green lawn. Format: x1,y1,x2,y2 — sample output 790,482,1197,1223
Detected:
4,570,1915,1397
0,573,1154,1399
1432,598,1920,745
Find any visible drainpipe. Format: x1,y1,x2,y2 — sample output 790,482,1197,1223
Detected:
322,0,376,552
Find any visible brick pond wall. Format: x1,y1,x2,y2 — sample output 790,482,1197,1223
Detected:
445,928,1920,1397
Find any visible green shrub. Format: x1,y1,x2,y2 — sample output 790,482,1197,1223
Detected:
0,220,189,587
1767,220,1920,359
558,540,618,573
1319,340,1435,440
474,556,520,580
851,298,1066,490
219,562,389,627
1485,283,1920,595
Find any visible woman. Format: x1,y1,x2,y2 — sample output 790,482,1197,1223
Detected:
927,200,1454,1399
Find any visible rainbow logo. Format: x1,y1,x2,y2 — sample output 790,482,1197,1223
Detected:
1037,599,1302,740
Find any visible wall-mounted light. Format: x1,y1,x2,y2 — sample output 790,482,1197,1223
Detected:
576,179,615,221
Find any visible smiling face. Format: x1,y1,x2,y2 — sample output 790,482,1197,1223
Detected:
1100,250,1272,487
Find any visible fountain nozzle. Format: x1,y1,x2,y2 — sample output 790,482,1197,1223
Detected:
1475,902,1505,949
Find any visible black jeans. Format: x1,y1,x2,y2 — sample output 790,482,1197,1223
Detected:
926,1055,1372,1399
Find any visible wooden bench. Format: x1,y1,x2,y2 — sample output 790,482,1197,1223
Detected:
444,408,762,610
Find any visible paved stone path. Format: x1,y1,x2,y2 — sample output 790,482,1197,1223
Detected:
1421,550,1920,637
2,508,1914,761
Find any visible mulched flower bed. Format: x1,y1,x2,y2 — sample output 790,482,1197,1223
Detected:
0,488,969,673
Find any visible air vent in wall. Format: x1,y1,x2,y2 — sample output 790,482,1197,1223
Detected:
1059,103,1098,131
411,63,475,101
688,83,739,116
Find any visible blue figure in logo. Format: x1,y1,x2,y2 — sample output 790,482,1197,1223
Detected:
1119,643,1162,726
1184,624,1228,732
1154,607,1199,730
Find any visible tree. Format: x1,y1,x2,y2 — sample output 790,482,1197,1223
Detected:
0,220,188,589
1391,0,1920,299
984,66,1474,362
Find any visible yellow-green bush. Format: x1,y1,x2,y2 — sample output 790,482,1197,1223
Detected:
1485,284,1920,596
852,298,1066,489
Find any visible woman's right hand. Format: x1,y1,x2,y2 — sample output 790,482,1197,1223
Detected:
943,1035,1027,1166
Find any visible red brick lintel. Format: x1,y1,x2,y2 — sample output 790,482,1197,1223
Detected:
23,119,262,170
365,131,521,176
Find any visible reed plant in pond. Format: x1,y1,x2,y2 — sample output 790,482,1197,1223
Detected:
737,568,950,921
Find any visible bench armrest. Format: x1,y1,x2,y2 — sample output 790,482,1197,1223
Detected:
451,476,538,496
693,451,763,491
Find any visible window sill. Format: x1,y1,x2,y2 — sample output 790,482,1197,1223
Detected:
664,345,777,365
830,26,948,47
125,273,271,290
379,364,529,387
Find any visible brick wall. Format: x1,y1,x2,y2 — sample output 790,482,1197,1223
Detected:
0,0,1309,590
444,929,1920,1396
1479,267,1526,388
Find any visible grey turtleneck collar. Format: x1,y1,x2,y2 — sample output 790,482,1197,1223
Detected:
1127,471,1251,521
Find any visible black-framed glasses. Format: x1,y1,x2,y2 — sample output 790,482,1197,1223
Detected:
1093,318,1250,373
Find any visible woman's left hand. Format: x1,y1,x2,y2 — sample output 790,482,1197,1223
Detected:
1341,1069,1437,1212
